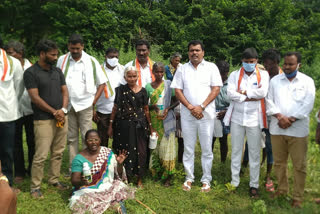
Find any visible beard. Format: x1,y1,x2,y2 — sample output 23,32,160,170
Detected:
44,57,57,66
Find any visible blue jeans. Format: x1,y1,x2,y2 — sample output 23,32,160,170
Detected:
0,121,15,185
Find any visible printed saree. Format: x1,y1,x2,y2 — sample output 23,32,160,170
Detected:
69,147,135,214
146,81,176,180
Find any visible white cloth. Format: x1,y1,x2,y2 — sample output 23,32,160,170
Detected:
266,72,315,137
170,60,223,120
213,117,223,137
181,118,214,183
19,59,33,116
123,60,153,87
96,63,123,114
0,50,24,121
224,68,269,128
230,122,261,188
57,51,107,112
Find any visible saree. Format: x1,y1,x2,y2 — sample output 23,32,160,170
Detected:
146,80,176,180
69,146,135,214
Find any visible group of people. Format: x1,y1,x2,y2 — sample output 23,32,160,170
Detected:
0,33,317,213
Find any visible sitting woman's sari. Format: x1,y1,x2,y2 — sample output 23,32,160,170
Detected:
69,146,135,214
145,80,176,180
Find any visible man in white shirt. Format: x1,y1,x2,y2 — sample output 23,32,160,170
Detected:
171,40,222,192
124,39,154,87
56,34,107,172
0,37,24,187
5,40,34,183
266,52,315,208
224,48,269,198
93,48,123,147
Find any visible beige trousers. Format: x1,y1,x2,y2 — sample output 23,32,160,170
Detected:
271,135,308,201
31,118,68,190
67,106,92,167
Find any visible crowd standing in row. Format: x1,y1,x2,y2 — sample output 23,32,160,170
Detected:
0,34,317,213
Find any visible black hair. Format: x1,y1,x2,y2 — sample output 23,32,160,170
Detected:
152,62,165,73
216,60,230,74
242,47,258,59
5,40,25,57
68,33,84,45
284,51,302,63
262,48,281,64
105,47,119,56
84,129,99,141
135,39,150,49
188,40,204,51
36,39,58,55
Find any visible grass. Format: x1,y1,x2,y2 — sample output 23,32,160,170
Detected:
14,55,320,213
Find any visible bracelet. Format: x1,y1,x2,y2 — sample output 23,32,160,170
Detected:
0,175,8,183
110,120,113,123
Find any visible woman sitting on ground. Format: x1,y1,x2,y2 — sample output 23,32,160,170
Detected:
146,62,178,186
70,129,134,214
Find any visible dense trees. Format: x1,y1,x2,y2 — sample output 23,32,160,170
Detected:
1,0,319,65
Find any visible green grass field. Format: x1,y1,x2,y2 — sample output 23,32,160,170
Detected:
14,92,320,214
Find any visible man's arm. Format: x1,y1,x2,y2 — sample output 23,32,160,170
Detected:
61,85,69,109
92,83,105,107
175,89,195,112
27,88,64,122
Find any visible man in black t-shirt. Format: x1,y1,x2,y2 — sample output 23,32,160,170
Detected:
24,39,69,198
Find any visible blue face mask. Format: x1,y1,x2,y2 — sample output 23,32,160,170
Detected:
285,64,300,79
242,62,256,72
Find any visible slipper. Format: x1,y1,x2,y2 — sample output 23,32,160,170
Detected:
182,180,192,191
201,182,211,193
265,180,275,192
249,187,259,198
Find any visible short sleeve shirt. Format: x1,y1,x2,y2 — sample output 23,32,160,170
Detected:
24,62,66,120
171,60,223,120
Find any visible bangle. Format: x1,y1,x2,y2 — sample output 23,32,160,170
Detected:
110,120,113,123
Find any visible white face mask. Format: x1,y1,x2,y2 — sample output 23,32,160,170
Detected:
106,57,119,67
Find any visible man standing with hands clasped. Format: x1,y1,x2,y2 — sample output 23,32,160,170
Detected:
24,39,69,198
266,52,315,208
171,40,222,192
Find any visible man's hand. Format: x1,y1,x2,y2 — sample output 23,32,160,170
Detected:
277,115,292,129
53,109,65,122
217,110,227,120
92,110,100,123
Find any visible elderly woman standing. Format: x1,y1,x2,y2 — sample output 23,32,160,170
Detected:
146,62,178,186
108,66,154,188
165,53,184,162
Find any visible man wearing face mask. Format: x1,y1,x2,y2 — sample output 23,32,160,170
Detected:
56,34,107,175
224,48,269,198
266,52,315,208
93,48,124,147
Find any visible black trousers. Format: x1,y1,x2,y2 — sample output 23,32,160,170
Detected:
14,115,35,177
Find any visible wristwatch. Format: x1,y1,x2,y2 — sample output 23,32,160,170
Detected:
61,107,68,114
200,104,206,110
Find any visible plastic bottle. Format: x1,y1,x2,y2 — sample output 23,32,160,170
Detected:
82,162,92,183
149,132,158,149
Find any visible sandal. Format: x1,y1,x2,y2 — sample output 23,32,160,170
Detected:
201,182,211,193
265,180,275,192
182,180,192,191
249,187,259,198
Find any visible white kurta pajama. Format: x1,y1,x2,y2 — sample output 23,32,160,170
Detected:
171,60,222,184
224,68,269,188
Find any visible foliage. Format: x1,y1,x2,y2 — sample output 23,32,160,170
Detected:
1,0,320,67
